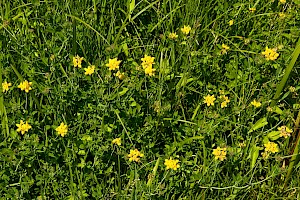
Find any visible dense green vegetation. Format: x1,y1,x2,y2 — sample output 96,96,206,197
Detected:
1,0,300,199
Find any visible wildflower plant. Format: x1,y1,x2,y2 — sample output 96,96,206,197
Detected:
1,0,299,198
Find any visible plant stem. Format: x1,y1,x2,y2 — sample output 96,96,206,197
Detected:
271,37,300,107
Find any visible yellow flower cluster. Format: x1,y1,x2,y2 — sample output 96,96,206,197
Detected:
106,58,122,71
2,81,12,93
141,55,156,76
168,32,178,39
221,44,230,54
128,149,144,162
229,19,234,26
112,138,121,146
212,147,227,161
16,120,32,135
73,55,84,68
203,94,230,108
278,126,293,138
264,142,279,153
181,25,191,35
249,7,256,12
55,122,68,137
115,71,125,80
251,99,261,108
203,94,216,106
18,80,32,93
220,95,230,108
261,47,279,61
164,158,180,170
262,141,279,159
167,25,191,40
84,65,95,75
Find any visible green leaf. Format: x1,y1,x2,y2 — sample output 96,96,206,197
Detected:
129,0,135,13
248,117,268,133
119,88,129,96
250,145,261,169
267,131,281,141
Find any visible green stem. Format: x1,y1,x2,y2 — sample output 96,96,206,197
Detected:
284,110,300,188
271,37,300,107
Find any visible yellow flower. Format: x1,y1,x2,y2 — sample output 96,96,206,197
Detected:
203,94,216,106
164,158,180,170
168,32,178,39
16,120,32,135
84,65,95,75
278,12,286,19
251,99,261,108
279,0,286,3
289,86,296,93
2,81,12,93
221,44,230,54
212,147,227,161
221,101,228,108
249,7,256,12
229,19,234,26
219,90,225,95
181,25,191,35
55,122,68,137
145,66,156,76
261,151,270,159
220,95,230,108
18,80,32,93
141,55,155,69
115,71,125,80
278,126,293,138
262,47,279,61
264,142,279,153
106,58,121,71
112,138,121,146
222,44,230,50
128,149,144,162
73,55,84,68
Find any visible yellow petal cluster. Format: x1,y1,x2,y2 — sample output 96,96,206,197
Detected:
229,20,234,26
264,142,279,153
115,71,125,80
164,158,180,170
112,138,121,146
168,32,178,39
16,120,32,135
2,81,12,93
128,149,144,162
212,147,227,161
203,94,216,106
251,99,261,108
278,126,293,138
73,55,84,68
106,58,121,71
141,55,156,76
262,47,279,61
181,25,191,35
18,80,32,93
220,95,230,108
84,65,95,75
221,44,230,54
55,122,68,137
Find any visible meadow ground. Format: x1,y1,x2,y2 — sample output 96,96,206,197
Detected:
1,0,300,199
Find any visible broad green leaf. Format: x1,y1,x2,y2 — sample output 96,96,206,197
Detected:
267,131,281,141
248,117,268,133
250,145,260,169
